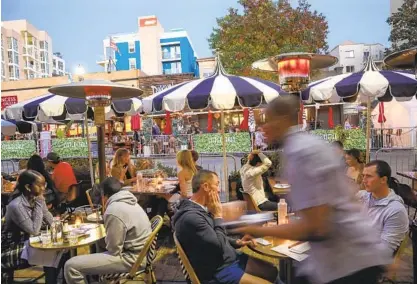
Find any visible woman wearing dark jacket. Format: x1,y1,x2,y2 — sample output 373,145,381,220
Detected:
1,170,62,283
26,154,59,209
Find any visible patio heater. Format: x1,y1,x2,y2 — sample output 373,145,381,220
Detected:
49,80,143,183
383,46,417,79
253,52,338,123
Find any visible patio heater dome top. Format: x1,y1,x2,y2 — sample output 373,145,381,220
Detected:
48,79,143,101
383,46,417,69
252,52,338,72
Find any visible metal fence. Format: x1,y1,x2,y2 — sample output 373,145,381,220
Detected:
371,127,417,150
372,148,417,186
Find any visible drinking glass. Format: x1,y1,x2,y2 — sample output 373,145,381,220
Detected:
40,230,51,247
68,232,78,246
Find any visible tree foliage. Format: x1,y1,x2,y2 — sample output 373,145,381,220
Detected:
387,0,417,52
208,0,329,81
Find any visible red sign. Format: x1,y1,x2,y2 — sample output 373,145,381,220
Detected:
139,17,157,27
1,96,18,110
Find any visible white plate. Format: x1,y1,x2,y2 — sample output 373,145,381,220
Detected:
86,213,103,222
274,184,291,189
122,186,134,190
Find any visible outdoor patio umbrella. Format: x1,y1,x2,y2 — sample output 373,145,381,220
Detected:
1,119,17,136
4,91,142,122
142,54,288,200
301,57,417,161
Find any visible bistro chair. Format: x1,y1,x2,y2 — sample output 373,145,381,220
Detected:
240,189,262,213
99,215,163,284
173,233,201,284
382,236,409,283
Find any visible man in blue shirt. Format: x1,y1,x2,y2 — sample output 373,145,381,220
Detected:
358,160,409,254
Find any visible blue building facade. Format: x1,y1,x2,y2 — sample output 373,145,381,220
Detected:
102,20,198,77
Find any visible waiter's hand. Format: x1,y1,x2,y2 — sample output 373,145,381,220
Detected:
232,225,263,237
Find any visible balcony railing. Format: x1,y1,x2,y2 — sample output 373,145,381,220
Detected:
163,68,182,75
162,52,181,60
23,46,35,58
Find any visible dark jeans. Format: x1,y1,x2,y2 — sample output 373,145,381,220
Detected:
258,201,278,211
296,266,384,284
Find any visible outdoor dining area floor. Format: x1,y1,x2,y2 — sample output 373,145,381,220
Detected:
13,215,415,284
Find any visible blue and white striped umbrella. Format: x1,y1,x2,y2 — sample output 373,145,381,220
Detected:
4,93,142,122
301,58,417,103
143,55,288,113
1,119,17,136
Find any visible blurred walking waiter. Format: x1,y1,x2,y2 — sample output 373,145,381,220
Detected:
236,95,392,284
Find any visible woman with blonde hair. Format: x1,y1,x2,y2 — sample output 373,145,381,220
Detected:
111,148,136,186
176,150,197,198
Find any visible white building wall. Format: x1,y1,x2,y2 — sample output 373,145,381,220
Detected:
329,42,385,74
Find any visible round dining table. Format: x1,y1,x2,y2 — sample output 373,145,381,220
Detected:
247,236,297,284
30,224,106,256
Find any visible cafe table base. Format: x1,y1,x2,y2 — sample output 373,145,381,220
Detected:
240,245,295,284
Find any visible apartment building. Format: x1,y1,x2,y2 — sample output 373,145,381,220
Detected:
329,41,385,74
98,15,198,77
52,52,66,76
1,20,64,81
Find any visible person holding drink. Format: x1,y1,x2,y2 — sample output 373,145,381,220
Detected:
1,170,65,284
111,148,137,186
235,96,392,284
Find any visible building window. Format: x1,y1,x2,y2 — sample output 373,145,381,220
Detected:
345,50,355,58
7,37,12,49
129,58,136,70
346,66,355,73
363,51,369,60
128,41,135,53
172,62,182,74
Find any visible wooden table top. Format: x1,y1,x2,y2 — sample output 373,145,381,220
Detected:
396,171,417,181
30,224,106,251
267,177,291,195
249,236,293,259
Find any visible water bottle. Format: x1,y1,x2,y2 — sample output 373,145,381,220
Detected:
278,199,288,225
51,217,63,245
136,171,143,190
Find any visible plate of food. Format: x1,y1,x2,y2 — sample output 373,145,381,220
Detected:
274,183,291,189
122,186,134,191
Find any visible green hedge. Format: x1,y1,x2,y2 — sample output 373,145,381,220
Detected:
1,140,37,160
194,132,252,153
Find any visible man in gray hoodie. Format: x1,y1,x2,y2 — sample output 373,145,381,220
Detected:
64,177,151,284
358,160,409,254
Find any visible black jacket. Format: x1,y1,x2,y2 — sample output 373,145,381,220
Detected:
172,199,238,282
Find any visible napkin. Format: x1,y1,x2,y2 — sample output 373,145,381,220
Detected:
271,244,308,262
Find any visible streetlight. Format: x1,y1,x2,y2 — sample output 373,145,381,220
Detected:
75,64,86,81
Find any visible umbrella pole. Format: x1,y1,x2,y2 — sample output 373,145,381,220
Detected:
84,116,94,187
221,110,228,202
366,97,371,163
97,125,106,183
315,105,318,130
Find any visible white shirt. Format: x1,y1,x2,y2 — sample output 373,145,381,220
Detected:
240,153,272,206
